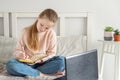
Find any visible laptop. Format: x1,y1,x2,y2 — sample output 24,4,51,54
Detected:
65,49,98,80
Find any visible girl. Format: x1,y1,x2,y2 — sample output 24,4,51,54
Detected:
6,9,65,79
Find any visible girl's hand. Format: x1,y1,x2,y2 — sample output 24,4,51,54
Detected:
18,51,26,59
18,46,28,59
34,59,44,63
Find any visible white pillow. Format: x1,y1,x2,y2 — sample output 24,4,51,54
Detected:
56,35,87,57
0,35,87,63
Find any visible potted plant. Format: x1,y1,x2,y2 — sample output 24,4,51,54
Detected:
114,29,120,41
104,26,114,41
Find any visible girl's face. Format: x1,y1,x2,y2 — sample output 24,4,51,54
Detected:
36,18,55,32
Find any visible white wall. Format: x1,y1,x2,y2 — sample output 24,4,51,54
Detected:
0,0,120,80
0,0,120,42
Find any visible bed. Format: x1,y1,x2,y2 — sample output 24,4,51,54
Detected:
0,12,95,80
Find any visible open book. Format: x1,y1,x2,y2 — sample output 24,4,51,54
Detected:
18,54,47,64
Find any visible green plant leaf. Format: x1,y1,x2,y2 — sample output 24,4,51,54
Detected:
104,26,114,32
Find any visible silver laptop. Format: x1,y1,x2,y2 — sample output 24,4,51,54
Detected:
65,49,98,80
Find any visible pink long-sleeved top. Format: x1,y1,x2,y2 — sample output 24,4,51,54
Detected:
14,27,57,62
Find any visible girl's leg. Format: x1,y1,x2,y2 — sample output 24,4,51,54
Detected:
6,59,40,76
36,56,65,74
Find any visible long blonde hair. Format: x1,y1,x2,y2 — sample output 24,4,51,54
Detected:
27,9,58,50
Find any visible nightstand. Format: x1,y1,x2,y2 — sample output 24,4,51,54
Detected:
98,40,120,80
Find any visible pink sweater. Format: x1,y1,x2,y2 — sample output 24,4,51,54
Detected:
14,27,57,62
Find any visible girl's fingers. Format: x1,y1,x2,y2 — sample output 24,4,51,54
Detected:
35,60,43,63
18,52,26,59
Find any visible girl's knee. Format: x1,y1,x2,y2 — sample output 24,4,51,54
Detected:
6,59,20,71
55,56,65,61
7,59,18,63
56,56,65,71
55,56,65,65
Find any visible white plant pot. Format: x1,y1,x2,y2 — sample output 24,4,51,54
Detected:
104,31,113,41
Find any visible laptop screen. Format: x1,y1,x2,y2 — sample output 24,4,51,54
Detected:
65,49,98,80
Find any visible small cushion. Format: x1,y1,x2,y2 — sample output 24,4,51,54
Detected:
0,36,17,63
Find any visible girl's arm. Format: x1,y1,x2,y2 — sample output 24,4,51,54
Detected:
42,31,57,62
13,29,28,59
